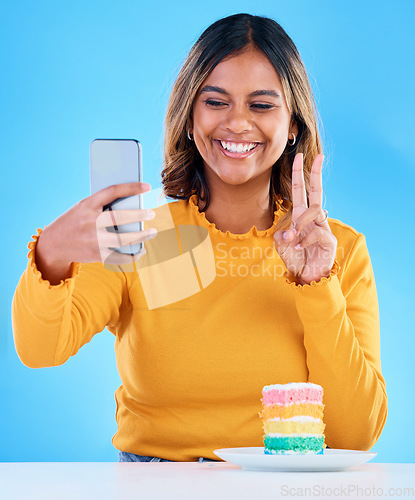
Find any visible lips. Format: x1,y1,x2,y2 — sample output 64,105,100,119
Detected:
214,139,262,159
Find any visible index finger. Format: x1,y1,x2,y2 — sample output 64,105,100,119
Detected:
308,154,324,207
90,182,151,210
292,153,307,211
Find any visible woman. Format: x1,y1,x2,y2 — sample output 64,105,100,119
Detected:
12,13,387,462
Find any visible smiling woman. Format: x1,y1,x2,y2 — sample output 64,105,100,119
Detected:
12,13,387,463
191,49,295,224
162,14,321,235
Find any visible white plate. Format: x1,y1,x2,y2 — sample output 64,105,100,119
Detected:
213,447,376,472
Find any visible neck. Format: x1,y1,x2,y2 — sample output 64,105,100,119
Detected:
197,171,275,234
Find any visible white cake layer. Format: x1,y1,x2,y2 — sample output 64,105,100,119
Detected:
266,433,322,438
262,401,323,407
265,449,320,455
266,416,321,423
262,382,322,392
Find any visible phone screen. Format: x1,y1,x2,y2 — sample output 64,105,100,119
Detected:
90,139,143,254
90,139,142,195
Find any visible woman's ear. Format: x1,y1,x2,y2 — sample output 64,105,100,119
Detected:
186,117,193,136
290,120,298,138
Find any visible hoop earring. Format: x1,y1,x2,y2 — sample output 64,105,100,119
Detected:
288,133,296,146
187,130,193,141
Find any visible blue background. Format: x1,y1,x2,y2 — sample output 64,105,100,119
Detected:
2,0,414,462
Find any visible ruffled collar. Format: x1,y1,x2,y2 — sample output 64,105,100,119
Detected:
188,194,288,241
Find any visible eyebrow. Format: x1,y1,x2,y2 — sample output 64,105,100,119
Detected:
199,85,281,99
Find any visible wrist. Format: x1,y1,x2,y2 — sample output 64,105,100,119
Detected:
296,264,337,286
35,231,73,284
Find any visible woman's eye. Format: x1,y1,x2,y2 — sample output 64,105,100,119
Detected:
251,103,274,110
203,100,275,110
204,99,227,107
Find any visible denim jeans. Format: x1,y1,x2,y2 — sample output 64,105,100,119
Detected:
118,451,219,463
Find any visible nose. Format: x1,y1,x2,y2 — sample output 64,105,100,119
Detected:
223,104,253,134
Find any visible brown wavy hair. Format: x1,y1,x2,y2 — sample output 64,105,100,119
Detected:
161,13,322,230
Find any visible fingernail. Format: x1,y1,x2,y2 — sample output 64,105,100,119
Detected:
295,243,301,250
284,231,292,240
148,228,157,236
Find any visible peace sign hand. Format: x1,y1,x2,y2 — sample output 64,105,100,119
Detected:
273,153,337,285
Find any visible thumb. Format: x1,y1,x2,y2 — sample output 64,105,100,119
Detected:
274,224,296,252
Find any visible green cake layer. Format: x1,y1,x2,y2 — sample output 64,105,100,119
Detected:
264,435,324,454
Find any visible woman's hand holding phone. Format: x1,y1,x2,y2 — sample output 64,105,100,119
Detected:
35,182,157,285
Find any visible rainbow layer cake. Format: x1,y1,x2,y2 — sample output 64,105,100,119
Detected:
260,382,325,455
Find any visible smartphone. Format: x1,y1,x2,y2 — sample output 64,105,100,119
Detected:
90,139,143,255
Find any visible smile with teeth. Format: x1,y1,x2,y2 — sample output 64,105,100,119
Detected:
218,140,260,153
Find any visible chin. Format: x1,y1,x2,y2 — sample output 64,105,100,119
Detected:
211,163,255,184
217,172,253,185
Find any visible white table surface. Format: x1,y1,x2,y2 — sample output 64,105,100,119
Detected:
0,462,413,500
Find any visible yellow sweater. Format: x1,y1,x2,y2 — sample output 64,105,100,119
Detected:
12,195,387,460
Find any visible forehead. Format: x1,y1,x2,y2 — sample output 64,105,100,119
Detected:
201,48,283,92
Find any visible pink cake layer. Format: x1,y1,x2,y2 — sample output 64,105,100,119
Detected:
262,383,323,406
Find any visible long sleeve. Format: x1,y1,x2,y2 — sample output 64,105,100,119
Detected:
12,228,129,368
11,200,388,461
285,227,387,451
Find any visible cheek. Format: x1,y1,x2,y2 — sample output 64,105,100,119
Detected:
262,116,291,146
193,114,219,159
193,112,216,139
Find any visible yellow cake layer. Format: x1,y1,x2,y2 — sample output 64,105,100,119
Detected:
260,403,324,421
263,419,325,435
